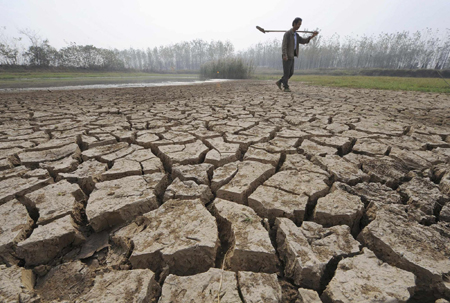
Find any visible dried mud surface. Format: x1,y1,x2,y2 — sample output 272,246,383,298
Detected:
1,80,450,303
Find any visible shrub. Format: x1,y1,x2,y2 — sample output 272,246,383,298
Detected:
200,57,254,79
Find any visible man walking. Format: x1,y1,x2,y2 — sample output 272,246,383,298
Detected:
276,17,318,92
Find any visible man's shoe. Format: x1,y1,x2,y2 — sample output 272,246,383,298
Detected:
284,88,291,92
275,81,282,90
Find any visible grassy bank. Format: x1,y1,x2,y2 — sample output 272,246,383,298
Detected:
256,74,450,93
1,70,449,93
255,68,450,78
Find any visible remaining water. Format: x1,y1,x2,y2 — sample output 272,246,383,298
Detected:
0,78,229,92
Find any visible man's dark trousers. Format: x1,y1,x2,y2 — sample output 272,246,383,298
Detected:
280,58,294,89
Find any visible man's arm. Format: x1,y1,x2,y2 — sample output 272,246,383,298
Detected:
299,31,319,44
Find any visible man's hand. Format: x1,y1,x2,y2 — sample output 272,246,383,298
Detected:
311,31,319,39
283,55,288,61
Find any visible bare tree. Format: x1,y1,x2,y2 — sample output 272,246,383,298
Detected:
0,27,23,65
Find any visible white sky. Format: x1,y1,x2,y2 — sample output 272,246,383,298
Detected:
1,0,449,51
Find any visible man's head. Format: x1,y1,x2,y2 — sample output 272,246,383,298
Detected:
292,17,302,30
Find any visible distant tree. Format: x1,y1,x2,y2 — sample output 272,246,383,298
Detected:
0,27,23,65
20,29,57,66
0,42,20,65
145,47,154,71
98,48,123,70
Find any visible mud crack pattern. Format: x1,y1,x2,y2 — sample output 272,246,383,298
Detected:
1,80,450,303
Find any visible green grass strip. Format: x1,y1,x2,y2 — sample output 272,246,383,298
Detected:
256,74,450,93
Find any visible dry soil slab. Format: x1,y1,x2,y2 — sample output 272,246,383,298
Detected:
0,199,34,265
275,218,360,290
114,198,219,276
86,173,168,232
16,215,85,266
358,204,450,297
76,269,161,303
159,268,283,303
321,248,416,303
212,198,279,273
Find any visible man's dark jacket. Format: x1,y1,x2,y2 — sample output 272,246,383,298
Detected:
282,28,311,59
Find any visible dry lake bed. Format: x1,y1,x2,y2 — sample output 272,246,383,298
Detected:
1,80,450,302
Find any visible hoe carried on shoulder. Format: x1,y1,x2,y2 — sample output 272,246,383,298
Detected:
256,26,316,34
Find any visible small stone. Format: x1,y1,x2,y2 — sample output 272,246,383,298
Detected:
240,124,278,139
77,231,110,260
123,149,164,174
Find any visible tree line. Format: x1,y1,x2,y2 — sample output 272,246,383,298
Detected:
241,29,450,70
0,28,449,71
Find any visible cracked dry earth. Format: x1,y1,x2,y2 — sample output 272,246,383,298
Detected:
1,80,450,303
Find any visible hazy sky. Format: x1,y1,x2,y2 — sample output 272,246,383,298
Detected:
1,0,449,51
